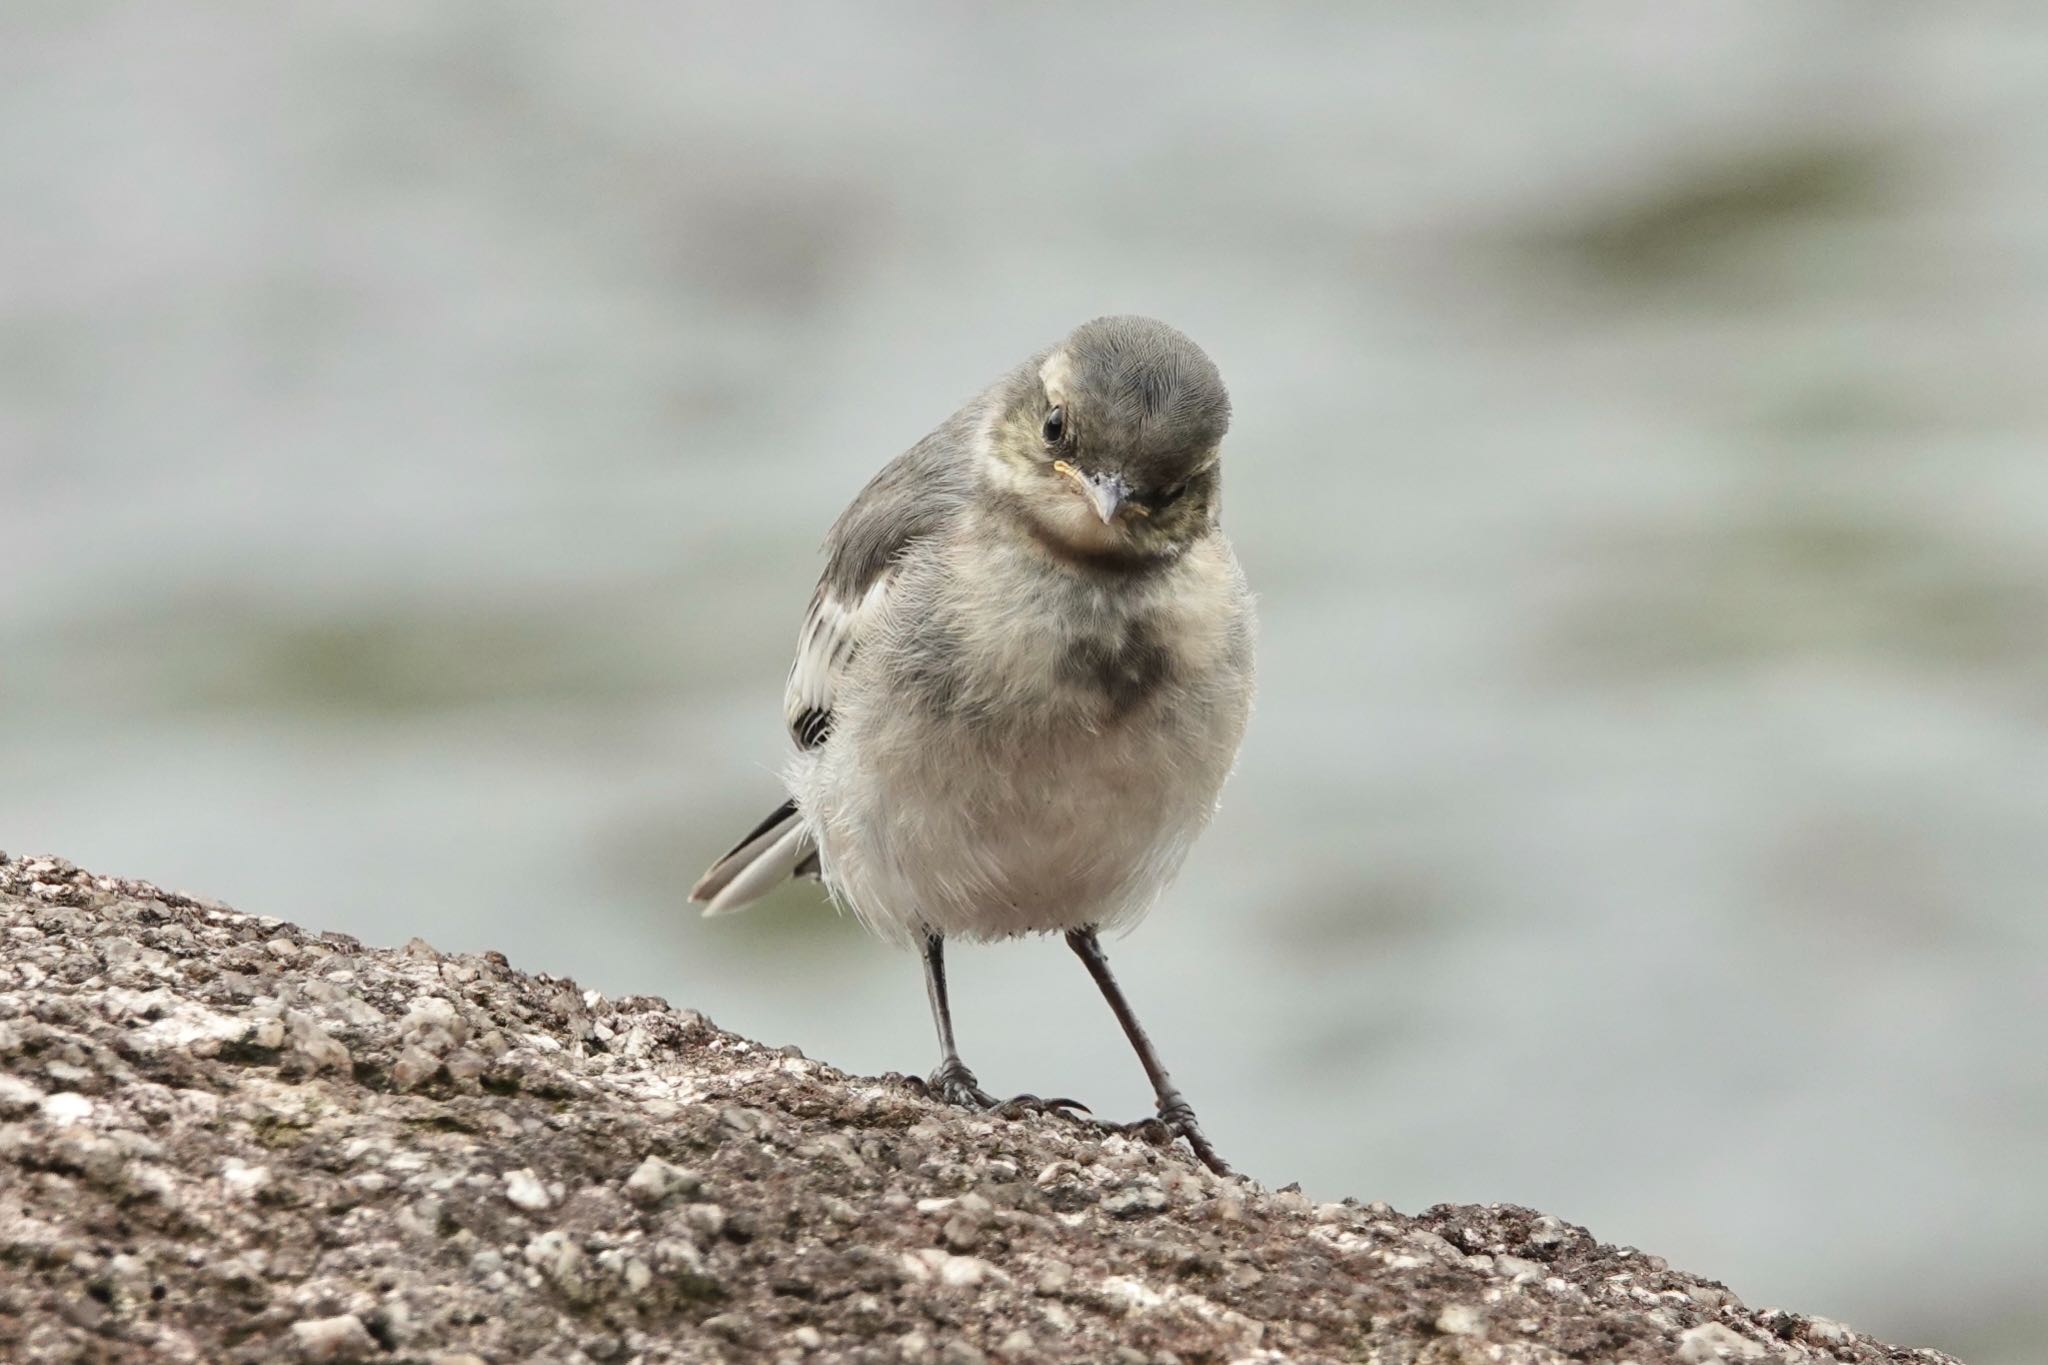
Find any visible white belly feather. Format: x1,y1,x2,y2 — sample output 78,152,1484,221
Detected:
792,528,1252,946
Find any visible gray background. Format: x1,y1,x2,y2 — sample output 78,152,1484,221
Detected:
3,6,2044,1361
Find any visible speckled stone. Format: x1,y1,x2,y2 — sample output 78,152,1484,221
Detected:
0,851,1960,1365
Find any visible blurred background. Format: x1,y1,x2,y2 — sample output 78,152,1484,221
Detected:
3,4,2045,1360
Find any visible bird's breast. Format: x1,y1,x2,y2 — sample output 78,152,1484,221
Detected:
895,529,1250,732
1053,613,1176,721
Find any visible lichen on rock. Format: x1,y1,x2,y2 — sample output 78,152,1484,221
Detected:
0,852,1962,1364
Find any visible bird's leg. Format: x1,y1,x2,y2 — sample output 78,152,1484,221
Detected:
921,932,996,1106
919,932,1088,1118
1065,927,1231,1175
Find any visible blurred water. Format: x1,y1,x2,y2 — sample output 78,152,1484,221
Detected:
4,6,2046,1361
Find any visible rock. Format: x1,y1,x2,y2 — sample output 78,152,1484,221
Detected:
0,1074,46,1117
941,1211,982,1252
938,1253,995,1288
1805,1316,1852,1346
290,1313,377,1361
1034,1260,1073,1296
389,1044,443,1091
220,1157,271,1199
40,1091,92,1124
504,1167,553,1211
1100,1180,1168,1218
1435,1303,1483,1336
682,1201,726,1240
0,851,1965,1365
623,1154,701,1206
400,995,468,1052
1495,1253,1545,1284
700,1312,748,1342
523,1229,589,1300
286,1012,351,1073
1677,1320,1767,1361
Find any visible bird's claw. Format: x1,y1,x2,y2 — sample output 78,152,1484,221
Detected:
921,1065,1092,1122
1102,1101,1232,1176
991,1093,1092,1120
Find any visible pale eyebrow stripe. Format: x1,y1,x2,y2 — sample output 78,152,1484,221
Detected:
1037,349,1074,400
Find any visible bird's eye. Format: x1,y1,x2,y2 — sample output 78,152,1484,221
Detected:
1155,480,1188,505
1042,406,1066,447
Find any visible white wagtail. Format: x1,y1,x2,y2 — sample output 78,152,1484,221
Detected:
691,316,1254,1173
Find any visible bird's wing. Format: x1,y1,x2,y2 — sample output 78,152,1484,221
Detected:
784,575,891,748
782,411,979,750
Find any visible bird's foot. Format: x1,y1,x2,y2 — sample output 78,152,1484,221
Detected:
921,1058,998,1108
1108,1098,1232,1176
920,1061,1090,1121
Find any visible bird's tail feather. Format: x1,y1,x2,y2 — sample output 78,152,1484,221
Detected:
691,798,817,917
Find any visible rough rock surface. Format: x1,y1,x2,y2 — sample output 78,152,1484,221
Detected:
0,852,1961,1365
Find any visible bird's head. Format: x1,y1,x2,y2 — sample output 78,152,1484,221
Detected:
983,316,1231,565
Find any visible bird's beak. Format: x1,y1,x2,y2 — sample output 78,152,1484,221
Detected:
1053,461,1142,525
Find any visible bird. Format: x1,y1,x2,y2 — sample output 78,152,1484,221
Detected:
690,316,1254,1174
